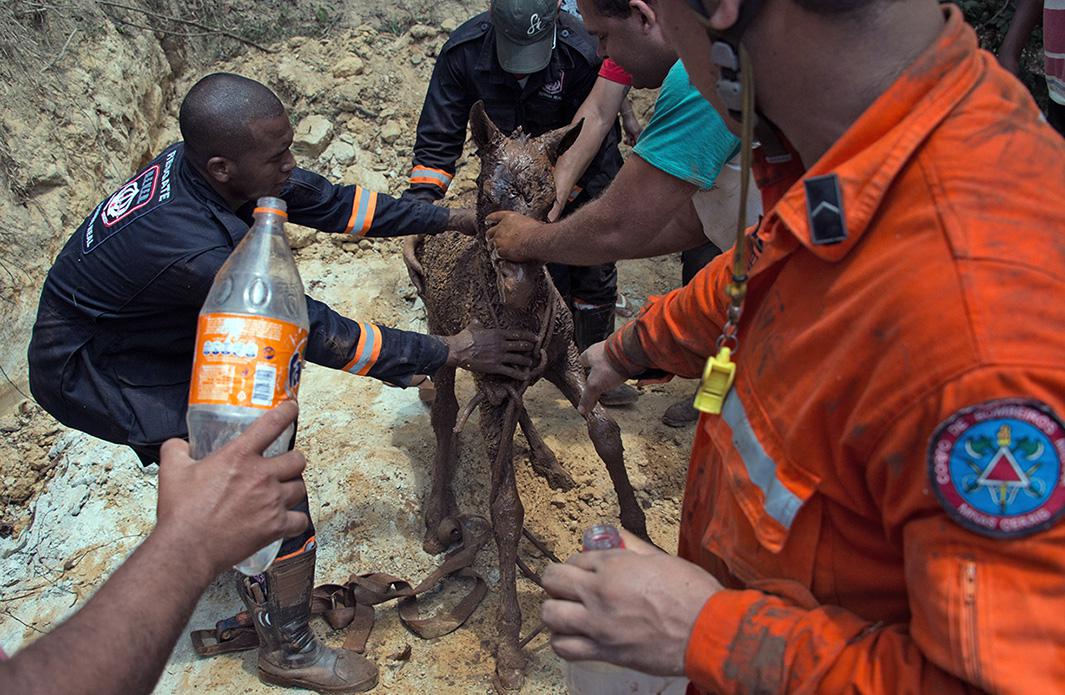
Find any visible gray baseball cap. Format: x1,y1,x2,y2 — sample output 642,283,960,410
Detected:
490,0,558,74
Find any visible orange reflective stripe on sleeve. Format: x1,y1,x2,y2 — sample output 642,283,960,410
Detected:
344,186,378,236
342,322,383,376
409,165,453,192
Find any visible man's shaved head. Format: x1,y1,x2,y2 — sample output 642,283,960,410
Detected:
179,73,286,168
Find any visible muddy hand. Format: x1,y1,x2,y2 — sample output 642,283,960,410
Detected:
446,207,478,236
443,318,538,379
402,236,427,297
578,341,630,415
485,211,543,263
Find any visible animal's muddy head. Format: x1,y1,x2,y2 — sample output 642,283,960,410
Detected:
469,101,583,310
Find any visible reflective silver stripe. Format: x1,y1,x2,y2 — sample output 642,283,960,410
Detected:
350,187,376,236
722,390,803,528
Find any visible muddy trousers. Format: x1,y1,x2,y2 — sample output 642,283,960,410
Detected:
548,261,618,349
238,549,379,692
681,241,723,286
1049,100,1065,138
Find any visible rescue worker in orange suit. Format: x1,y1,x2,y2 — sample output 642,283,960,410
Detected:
27,73,538,694
539,0,1065,691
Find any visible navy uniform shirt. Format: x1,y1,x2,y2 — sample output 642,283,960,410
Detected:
404,11,623,202
28,143,450,452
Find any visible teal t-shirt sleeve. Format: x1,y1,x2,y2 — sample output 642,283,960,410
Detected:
632,61,740,190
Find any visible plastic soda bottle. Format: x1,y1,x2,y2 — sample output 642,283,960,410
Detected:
565,524,688,695
186,197,309,575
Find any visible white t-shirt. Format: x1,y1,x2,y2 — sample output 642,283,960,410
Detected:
691,155,762,250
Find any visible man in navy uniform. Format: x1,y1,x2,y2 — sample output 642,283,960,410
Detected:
27,73,536,694
404,0,638,405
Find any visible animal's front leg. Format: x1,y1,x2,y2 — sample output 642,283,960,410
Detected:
481,400,527,690
545,347,649,541
424,366,461,554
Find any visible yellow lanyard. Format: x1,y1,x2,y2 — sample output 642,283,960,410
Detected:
693,45,756,415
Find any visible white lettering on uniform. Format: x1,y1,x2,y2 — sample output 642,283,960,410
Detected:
159,150,176,202
935,438,953,485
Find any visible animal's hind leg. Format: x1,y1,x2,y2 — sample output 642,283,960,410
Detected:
482,401,527,690
423,365,461,554
518,406,575,490
545,347,649,541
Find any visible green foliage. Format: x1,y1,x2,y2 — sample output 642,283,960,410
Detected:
948,0,1048,108
952,0,1014,47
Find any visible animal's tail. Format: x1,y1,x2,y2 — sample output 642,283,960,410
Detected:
402,234,427,299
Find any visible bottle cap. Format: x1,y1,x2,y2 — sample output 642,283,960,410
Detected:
254,196,288,218
582,524,623,551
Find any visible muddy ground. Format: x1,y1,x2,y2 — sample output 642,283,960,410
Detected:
0,6,694,692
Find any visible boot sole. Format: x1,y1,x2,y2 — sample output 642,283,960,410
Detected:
259,669,379,694
599,393,640,407
661,413,699,427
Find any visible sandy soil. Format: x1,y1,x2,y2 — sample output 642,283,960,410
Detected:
0,13,698,694
0,250,696,694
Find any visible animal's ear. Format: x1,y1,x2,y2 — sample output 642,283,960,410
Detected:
541,118,584,164
469,101,503,153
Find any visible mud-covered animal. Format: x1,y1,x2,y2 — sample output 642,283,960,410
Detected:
403,102,648,689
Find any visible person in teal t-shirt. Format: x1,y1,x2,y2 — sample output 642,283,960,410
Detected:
633,59,740,287
484,0,743,426
635,60,740,195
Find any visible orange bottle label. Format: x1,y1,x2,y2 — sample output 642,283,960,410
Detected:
189,313,309,409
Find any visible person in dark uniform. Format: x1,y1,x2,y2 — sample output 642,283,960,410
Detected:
26,73,536,694
403,0,638,405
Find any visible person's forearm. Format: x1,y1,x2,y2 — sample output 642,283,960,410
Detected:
529,156,700,266
554,80,630,207
360,192,450,238
686,590,978,694
633,197,708,258
518,202,632,266
553,125,609,207
1000,0,1042,62
0,527,214,695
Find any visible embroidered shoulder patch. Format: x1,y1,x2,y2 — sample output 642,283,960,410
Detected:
929,399,1065,539
83,148,177,253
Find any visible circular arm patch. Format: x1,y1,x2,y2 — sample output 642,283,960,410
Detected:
928,398,1065,539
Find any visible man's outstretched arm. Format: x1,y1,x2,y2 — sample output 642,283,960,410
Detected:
487,154,702,265
279,168,477,237
550,77,631,221
0,403,309,695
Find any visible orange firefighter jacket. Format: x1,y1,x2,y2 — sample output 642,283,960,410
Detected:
609,6,1065,692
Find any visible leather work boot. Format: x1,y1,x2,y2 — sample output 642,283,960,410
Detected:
237,549,378,693
573,303,640,407
662,397,700,427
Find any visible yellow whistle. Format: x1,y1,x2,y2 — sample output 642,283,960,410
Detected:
693,347,737,415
